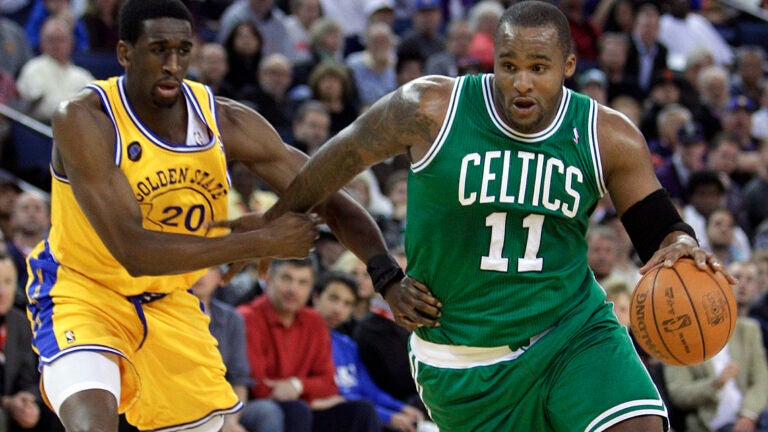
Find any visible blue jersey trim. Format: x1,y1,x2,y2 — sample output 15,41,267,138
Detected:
86,83,123,165
27,241,60,367
116,76,216,152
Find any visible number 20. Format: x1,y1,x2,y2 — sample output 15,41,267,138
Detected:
480,212,544,273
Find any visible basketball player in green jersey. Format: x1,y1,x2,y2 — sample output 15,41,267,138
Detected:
222,1,736,431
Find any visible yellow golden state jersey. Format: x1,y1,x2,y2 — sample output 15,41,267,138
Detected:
46,77,229,296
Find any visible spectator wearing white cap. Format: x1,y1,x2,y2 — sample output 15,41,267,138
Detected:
364,0,395,26
578,68,608,105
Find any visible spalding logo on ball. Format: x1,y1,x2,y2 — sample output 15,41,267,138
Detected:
629,258,736,366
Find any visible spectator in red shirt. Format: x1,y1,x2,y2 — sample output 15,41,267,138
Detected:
238,258,381,432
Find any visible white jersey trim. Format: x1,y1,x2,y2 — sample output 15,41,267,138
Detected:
411,76,464,173
409,328,551,369
482,75,571,143
39,344,127,365
585,399,667,432
86,84,122,166
587,99,607,197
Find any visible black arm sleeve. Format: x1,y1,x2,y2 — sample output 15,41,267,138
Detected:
620,189,697,264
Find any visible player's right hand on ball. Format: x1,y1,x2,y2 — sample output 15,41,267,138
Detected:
386,276,442,331
263,212,322,258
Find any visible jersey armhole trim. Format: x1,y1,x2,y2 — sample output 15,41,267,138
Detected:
86,84,122,166
411,76,465,173
587,99,607,197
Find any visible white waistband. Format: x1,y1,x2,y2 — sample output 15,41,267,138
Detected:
409,328,552,369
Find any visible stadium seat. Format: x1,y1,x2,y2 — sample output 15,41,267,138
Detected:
10,122,52,189
72,51,123,80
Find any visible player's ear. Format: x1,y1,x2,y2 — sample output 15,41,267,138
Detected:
563,53,577,79
117,41,131,67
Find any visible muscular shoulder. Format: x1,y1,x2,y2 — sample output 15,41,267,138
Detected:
52,88,110,129
596,104,645,149
362,75,456,160
396,75,456,120
213,96,281,158
51,88,115,173
596,104,650,165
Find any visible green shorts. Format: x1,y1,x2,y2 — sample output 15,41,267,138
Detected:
408,301,667,432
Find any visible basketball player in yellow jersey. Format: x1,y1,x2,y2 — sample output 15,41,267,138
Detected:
24,0,419,431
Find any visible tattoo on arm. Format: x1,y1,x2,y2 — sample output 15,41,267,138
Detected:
274,85,438,215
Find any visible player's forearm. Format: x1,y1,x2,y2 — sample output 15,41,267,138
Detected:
267,127,382,221
115,229,289,276
319,193,389,263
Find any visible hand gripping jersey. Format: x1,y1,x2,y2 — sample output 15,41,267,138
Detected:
41,77,229,296
408,74,607,349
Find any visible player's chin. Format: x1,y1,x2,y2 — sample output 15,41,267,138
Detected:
151,92,180,109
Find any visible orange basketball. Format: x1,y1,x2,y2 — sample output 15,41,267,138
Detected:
629,258,736,366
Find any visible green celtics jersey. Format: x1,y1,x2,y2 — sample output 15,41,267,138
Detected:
408,74,607,348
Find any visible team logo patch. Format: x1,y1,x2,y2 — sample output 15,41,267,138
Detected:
127,141,142,161
65,330,76,344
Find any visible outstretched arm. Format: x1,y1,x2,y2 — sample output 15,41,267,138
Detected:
217,96,402,264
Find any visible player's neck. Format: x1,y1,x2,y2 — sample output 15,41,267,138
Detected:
125,88,188,143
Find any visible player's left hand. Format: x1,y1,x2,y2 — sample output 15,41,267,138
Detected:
639,235,737,284
385,276,442,331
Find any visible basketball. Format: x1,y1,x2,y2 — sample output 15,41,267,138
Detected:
629,258,736,366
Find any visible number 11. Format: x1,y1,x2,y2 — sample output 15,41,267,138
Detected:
480,213,544,273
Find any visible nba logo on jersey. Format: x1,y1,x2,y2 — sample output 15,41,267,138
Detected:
65,330,76,344
572,127,579,144
193,131,205,146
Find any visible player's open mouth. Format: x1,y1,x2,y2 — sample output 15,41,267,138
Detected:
513,99,536,114
156,81,180,97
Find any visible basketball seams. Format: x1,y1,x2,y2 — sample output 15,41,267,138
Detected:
651,266,686,366
702,269,737,352
671,263,706,364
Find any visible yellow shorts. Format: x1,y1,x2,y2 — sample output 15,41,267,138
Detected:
27,246,241,431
